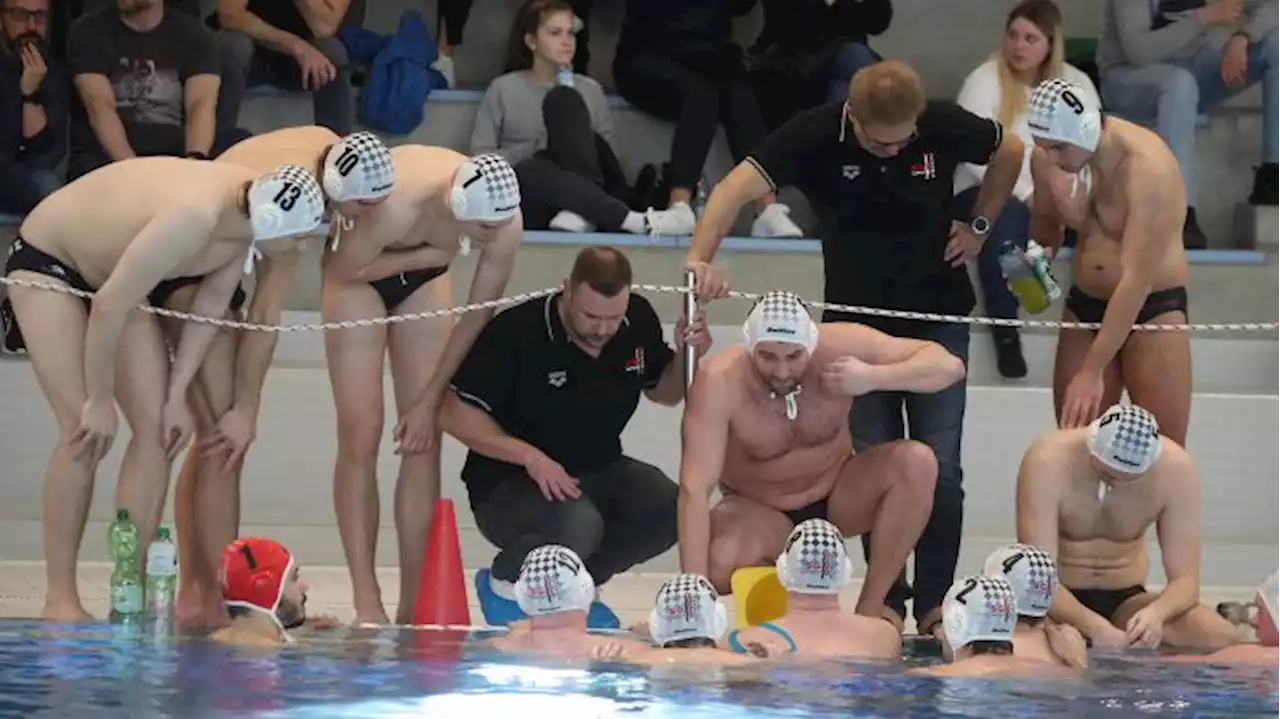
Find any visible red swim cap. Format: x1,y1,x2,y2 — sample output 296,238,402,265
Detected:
220,537,294,613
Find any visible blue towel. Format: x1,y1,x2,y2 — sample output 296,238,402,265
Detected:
337,11,448,135
474,567,622,629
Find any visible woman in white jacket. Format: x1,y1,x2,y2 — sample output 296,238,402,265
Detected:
954,0,1099,379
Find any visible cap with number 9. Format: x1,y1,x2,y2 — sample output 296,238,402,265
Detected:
323,132,395,202
1027,78,1102,152
248,164,326,241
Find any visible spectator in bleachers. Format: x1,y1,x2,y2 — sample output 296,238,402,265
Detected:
1097,0,1278,248
1,0,66,215
437,0,593,87
955,0,1097,379
210,0,355,136
65,0,221,179
612,0,804,238
473,0,692,236
748,0,893,131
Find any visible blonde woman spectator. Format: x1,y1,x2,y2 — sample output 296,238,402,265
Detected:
954,0,1098,379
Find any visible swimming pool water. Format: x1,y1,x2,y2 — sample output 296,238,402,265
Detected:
0,620,1273,718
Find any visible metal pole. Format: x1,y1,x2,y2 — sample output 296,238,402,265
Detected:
683,269,698,394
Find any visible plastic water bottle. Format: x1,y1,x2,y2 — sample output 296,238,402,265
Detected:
107,509,143,621
1026,241,1063,304
145,527,177,618
107,509,139,565
999,240,1057,315
693,177,709,219
555,66,574,87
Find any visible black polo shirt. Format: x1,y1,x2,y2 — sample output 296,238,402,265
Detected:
450,291,675,503
746,100,1002,334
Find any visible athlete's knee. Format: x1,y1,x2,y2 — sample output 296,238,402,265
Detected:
887,440,939,495
707,534,758,592
335,417,384,467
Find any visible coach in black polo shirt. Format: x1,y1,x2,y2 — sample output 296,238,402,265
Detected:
684,60,1025,638
441,246,710,629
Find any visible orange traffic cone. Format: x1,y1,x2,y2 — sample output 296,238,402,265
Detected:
411,498,471,627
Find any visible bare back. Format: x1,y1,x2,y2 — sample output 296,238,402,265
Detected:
1013,626,1072,667
20,158,261,286
716,344,855,511
215,125,339,174
761,612,901,659
917,654,1051,678
489,630,650,660
1034,119,1189,298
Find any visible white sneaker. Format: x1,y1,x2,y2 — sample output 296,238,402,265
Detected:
751,203,804,238
431,55,456,89
549,210,595,233
646,202,697,237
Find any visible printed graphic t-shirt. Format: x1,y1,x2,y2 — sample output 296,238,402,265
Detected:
66,8,218,159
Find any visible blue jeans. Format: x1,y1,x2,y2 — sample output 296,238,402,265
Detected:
849,321,970,624
0,165,62,215
827,42,880,102
1100,28,1278,202
955,188,1030,321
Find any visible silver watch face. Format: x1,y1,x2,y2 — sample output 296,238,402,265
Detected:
972,216,992,236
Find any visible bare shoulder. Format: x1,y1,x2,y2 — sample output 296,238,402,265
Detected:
1156,439,1198,486
391,144,466,167
1117,120,1182,188
697,347,747,388
217,126,338,171
1021,430,1076,474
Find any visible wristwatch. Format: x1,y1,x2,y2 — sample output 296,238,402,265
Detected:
21,88,43,105
970,215,992,237
185,151,210,160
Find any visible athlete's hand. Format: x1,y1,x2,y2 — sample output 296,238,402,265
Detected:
944,221,983,267
1220,33,1250,86
1125,606,1164,649
524,452,581,501
161,399,195,461
204,404,257,473
675,308,713,358
292,42,337,90
71,398,117,461
1089,623,1131,651
685,259,732,303
1045,621,1089,669
822,356,881,397
1059,370,1105,430
394,399,439,456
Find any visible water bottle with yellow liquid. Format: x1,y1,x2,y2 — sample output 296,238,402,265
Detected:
999,240,1061,315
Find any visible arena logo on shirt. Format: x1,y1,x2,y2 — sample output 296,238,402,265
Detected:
842,165,861,180
910,152,937,180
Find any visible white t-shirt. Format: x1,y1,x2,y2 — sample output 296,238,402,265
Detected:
953,57,1101,201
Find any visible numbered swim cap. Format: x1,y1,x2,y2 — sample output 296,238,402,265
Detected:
1027,78,1102,152
1088,404,1163,476
323,132,395,202
744,290,819,354
942,575,1017,656
221,537,294,616
649,574,728,647
982,544,1058,619
775,519,854,594
514,545,596,617
247,164,326,242
450,153,521,223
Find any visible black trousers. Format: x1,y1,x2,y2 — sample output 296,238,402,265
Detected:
439,0,594,73
515,87,631,231
471,456,678,585
613,46,767,193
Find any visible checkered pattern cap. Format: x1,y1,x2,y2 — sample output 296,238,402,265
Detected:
943,575,1016,655
775,519,852,594
247,164,326,241
648,574,727,646
743,290,819,353
513,545,595,617
983,544,1058,618
323,132,395,202
452,153,521,222
1088,404,1163,476
1027,78,1101,151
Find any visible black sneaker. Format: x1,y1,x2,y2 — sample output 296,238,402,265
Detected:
992,326,1027,379
1183,207,1208,249
1248,163,1278,206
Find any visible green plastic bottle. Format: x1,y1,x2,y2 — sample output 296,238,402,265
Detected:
106,509,143,621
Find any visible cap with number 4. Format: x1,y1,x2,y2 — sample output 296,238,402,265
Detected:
323,132,395,202
248,164,326,241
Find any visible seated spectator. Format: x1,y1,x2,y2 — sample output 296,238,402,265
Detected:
65,0,223,180
1097,0,1277,248
748,0,893,131
209,0,355,136
472,0,691,235
612,0,804,238
954,0,1097,379
1,0,67,215
436,0,593,88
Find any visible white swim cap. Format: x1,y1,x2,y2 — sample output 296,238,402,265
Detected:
775,519,853,594
942,575,1017,656
648,574,728,647
1258,571,1278,629
514,545,595,617
450,153,521,223
248,164,326,242
322,132,395,202
1027,78,1102,152
982,544,1058,619
743,290,819,354
1087,404,1163,476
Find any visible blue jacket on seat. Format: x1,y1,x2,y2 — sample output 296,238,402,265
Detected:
339,11,448,135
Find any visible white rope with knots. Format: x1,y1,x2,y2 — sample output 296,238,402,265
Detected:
0,275,1276,333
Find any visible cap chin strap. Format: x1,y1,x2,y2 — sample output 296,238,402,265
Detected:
459,235,472,256
329,212,355,252
243,245,263,275
772,386,802,421
1070,165,1093,198
224,601,295,643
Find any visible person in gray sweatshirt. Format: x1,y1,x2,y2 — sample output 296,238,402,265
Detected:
1096,0,1277,248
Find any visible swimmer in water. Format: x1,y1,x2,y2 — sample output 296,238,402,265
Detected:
1025,79,1192,445
625,574,759,665
165,127,396,629
1016,403,1240,651
2,158,324,622
211,538,310,647
1167,572,1280,667
722,520,901,660
488,545,652,660
982,544,1088,669
322,146,523,626
678,290,964,627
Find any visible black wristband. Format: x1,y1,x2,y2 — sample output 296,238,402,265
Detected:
21,89,43,105
185,151,210,160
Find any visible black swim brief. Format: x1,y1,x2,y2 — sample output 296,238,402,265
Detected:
1070,584,1147,623
369,265,448,313
147,276,247,315
783,496,831,527
1065,286,1189,326
2,236,98,352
